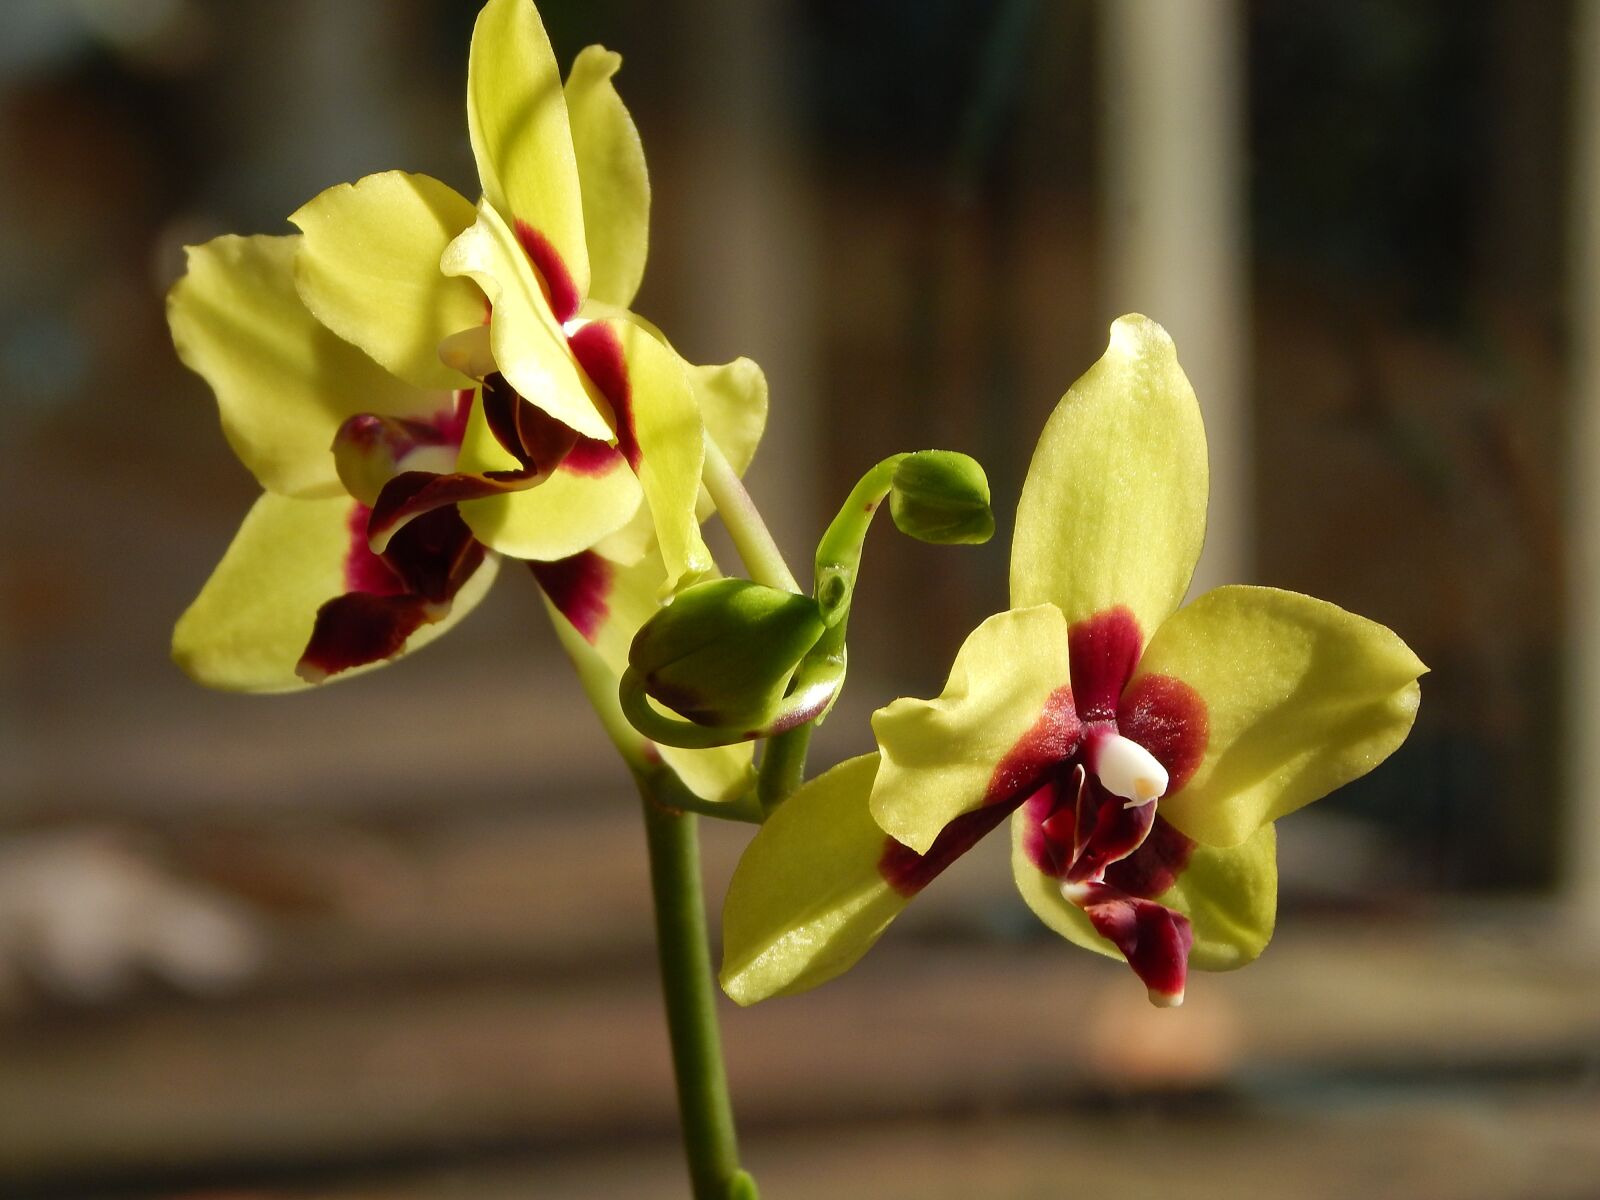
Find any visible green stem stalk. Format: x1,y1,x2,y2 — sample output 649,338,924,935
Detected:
639,782,753,1200
754,455,908,811
702,438,800,594
755,724,812,810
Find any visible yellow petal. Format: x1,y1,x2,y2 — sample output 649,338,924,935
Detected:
565,45,649,309
291,171,484,391
720,754,909,1004
455,385,642,560
168,235,434,497
1137,585,1426,847
870,605,1075,854
691,355,769,479
442,200,614,441
1011,314,1208,639
576,315,712,591
173,492,497,693
467,0,589,310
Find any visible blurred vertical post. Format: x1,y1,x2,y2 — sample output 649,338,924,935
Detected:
669,0,818,557
1566,0,1600,920
1098,0,1251,592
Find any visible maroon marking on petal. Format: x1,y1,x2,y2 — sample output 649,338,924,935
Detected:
528,551,613,642
480,374,526,463
985,684,1082,804
568,321,639,469
561,436,626,477
879,801,1017,898
480,373,580,472
297,592,433,682
1068,607,1143,722
1066,766,1157,884
1118,673,1209,794
344,504,405,597
515,397,580,474
514,220,581,324
380,506,485,606
367,467,537,552
885,685,1082,898
435,390,473,446
1070,881,1194,1003
1020,768,1082,878
1103,817,1196,900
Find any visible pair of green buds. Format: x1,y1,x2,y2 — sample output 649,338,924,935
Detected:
621,450,995,747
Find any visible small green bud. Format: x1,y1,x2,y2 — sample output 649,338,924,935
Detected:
889,450,995,545
629,579,826,727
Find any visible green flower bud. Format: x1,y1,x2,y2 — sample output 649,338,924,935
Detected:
629,579,827,727
889,450,995,545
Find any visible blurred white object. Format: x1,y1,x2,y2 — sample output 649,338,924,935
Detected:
0,829,263,1009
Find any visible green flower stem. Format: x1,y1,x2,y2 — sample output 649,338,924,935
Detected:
813,453,906,620
702,437,800,593
639,781,755,1200
550,591,756,1195
755,455,907,812
755,724,812,809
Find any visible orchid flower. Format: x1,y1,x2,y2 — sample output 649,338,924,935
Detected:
721,315,1425,1007
171,0,760,700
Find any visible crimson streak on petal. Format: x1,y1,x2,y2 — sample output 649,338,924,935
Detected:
879,802,1018,897
514,220,581,324
299,508,486,683
986,685,1081,803
1118,673,1208,794
568,322,639,469
878,684,1085,898
530,551,613,643
1068,607,1143,721
344,504,405,596
1104,817,1196,899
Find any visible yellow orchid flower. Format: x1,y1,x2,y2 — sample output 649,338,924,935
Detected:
171,0,762,709
721,316,1426,1007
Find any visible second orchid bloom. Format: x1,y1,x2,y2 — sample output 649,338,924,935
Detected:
721,315,1425,1007
170,0,760,698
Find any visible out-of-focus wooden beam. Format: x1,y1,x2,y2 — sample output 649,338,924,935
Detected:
1099,0,1251,594
1566,0,1600,919
666,0,819,557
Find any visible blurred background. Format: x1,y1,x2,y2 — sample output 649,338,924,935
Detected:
3,0,1599,1196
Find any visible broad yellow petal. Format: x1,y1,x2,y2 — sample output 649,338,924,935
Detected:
443,200,613,441
572,315,712,591
720,754,909,1004
692,355,769,479
1011,314,1208,640
1137,585,1425,847
565,45,648,309
870,605,1076,854
467,0,589,312
168,234,433,497
173,492,496,693
291,171,484,391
